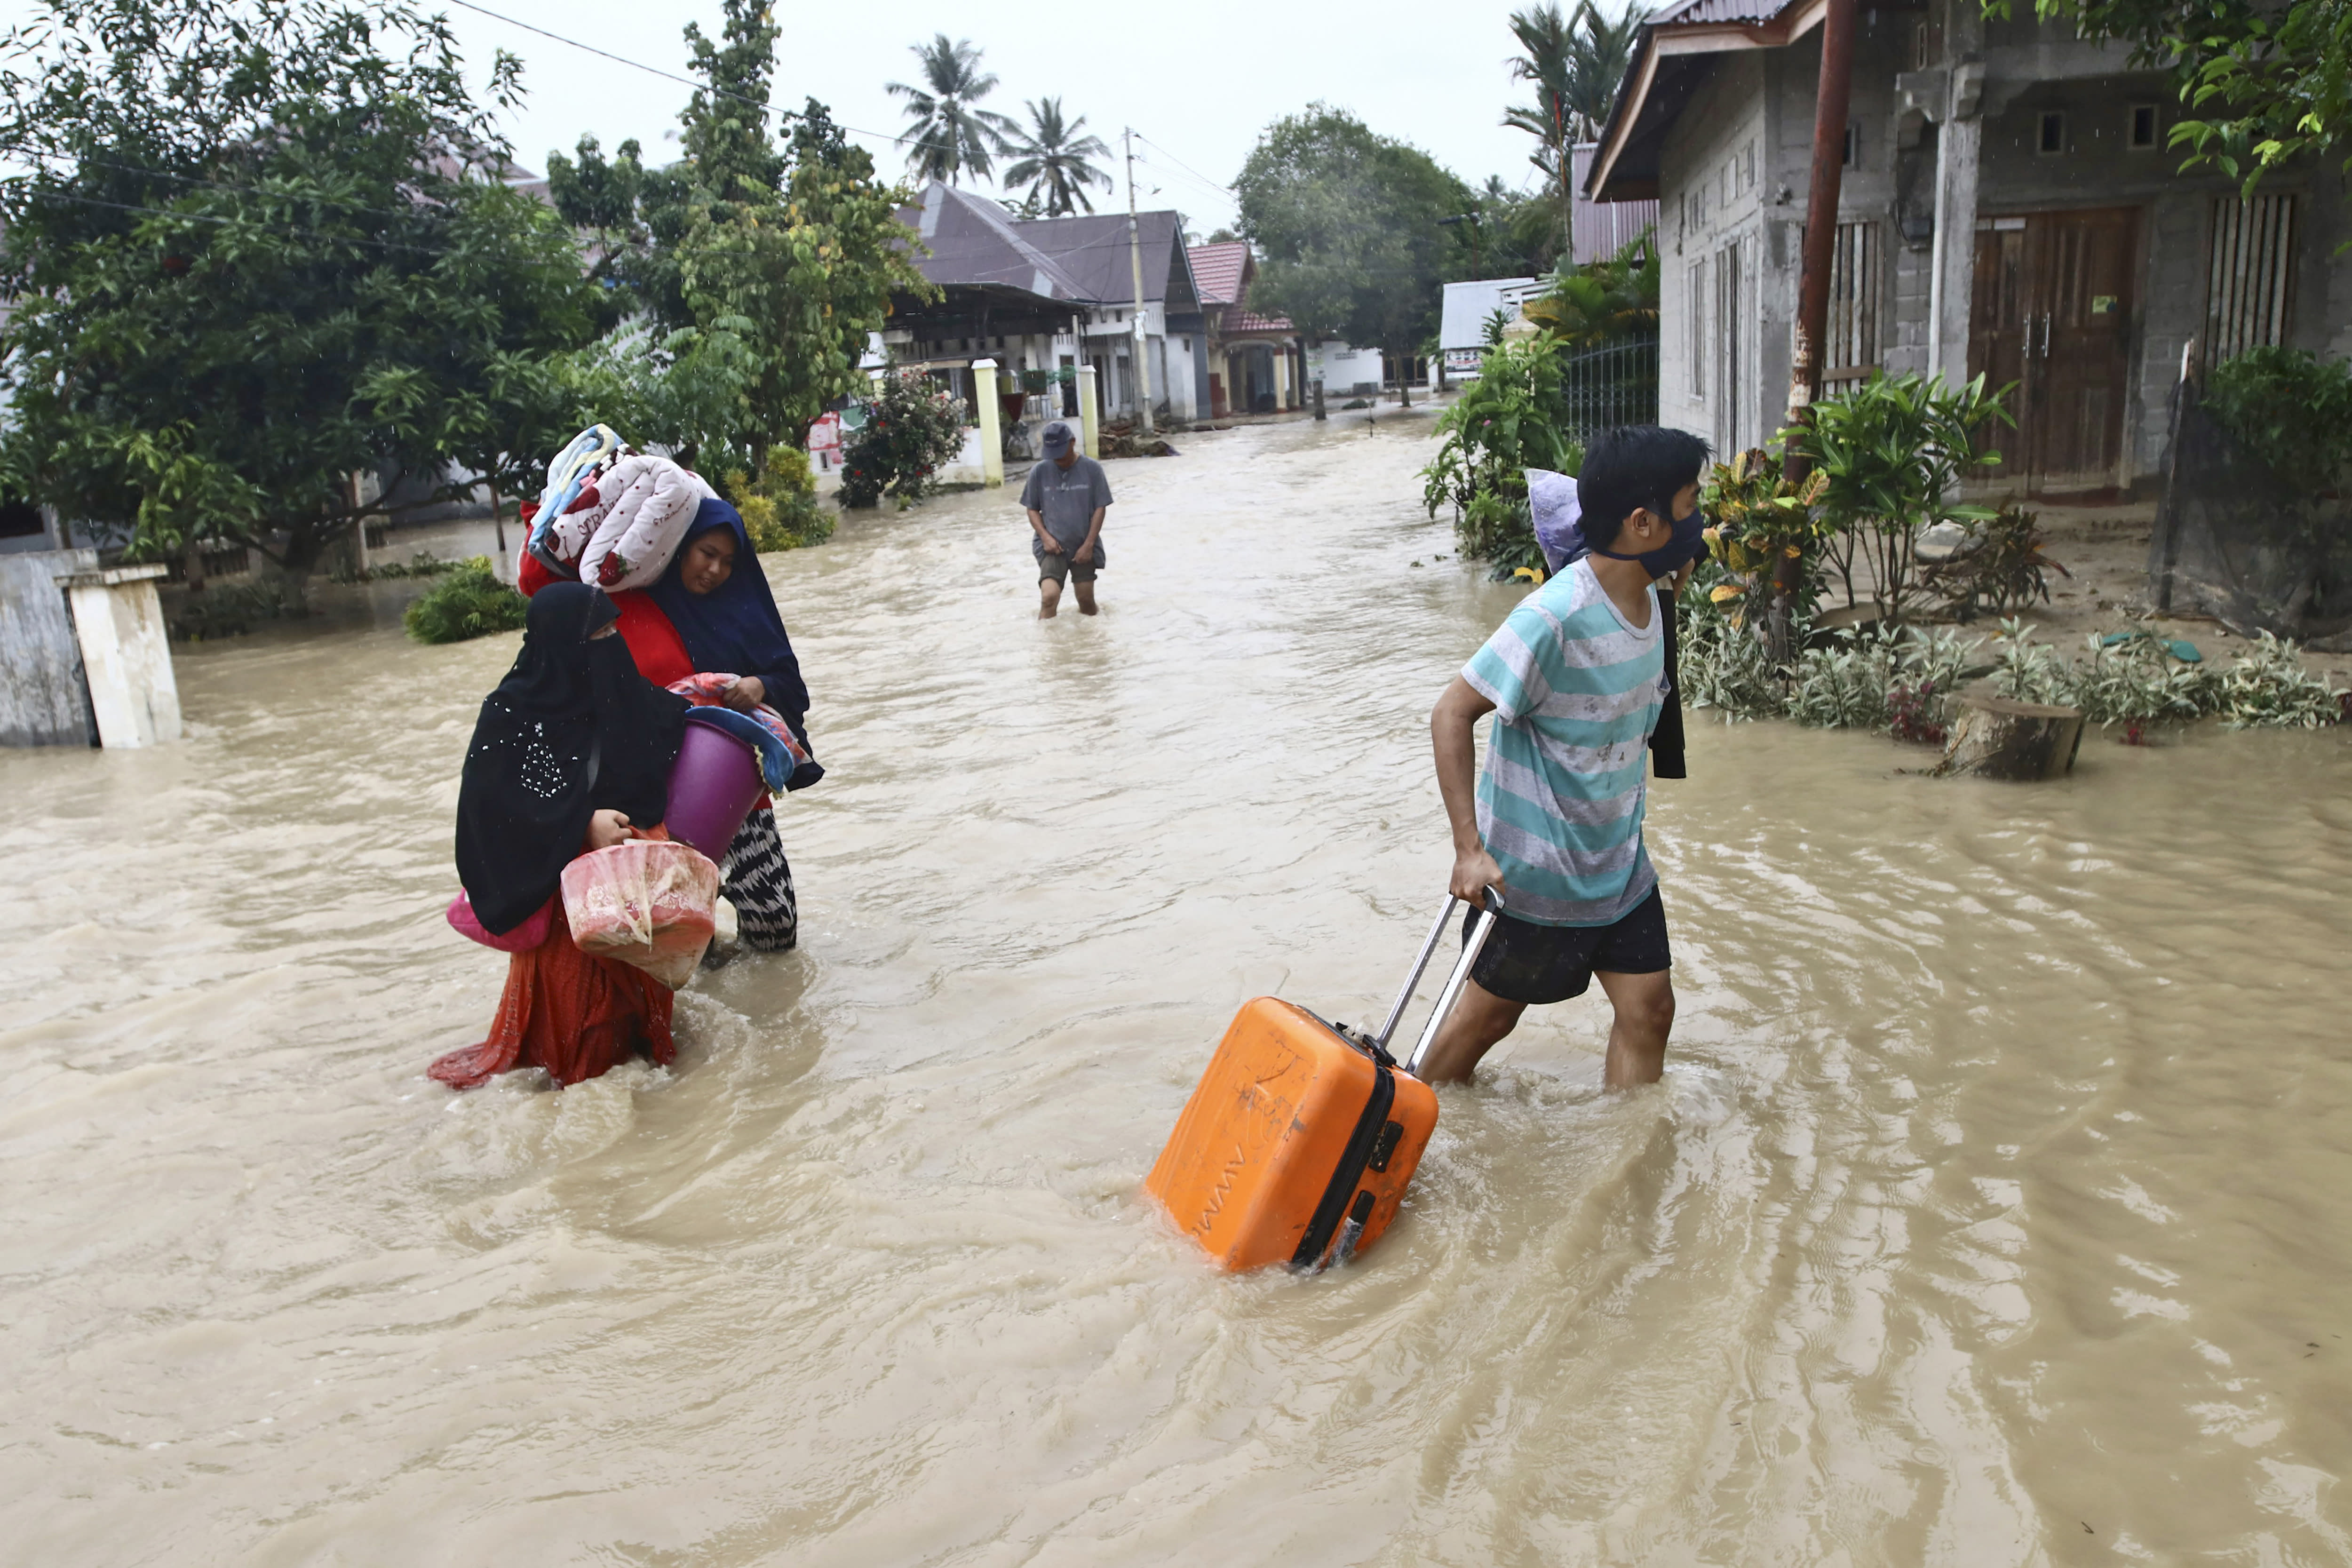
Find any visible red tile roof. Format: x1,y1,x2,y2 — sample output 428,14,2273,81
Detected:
1187,240,1249,306
1223,307,1295,334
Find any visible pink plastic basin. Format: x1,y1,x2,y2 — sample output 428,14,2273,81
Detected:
665,721,765,860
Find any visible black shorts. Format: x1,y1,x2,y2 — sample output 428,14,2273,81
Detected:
1463,886,1671,1006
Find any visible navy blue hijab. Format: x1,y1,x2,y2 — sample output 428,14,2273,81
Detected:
649,498,821,785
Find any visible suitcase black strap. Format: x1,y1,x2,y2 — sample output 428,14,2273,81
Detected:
1291,1061,1398,1271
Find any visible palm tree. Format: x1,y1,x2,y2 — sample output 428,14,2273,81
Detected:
1504,2,1648,257
886,34,1018,184
1002,98,1112,216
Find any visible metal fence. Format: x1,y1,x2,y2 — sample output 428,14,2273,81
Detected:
1557,333,1660,444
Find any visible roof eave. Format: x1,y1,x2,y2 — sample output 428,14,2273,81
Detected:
1585,0,1832,202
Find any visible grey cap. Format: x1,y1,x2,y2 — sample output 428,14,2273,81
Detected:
1040,421,1076,454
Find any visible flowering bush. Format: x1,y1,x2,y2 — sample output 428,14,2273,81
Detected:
839,371,969,509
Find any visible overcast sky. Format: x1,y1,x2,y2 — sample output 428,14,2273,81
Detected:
434,0,1573,232
267,0,1578,234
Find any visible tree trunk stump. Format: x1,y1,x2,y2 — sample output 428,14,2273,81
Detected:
1938,692,2085,781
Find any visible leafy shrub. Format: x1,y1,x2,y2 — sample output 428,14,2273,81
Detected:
2211,631,2344,728
328,549,456,585
2203,347,2352,490
1422,332,1582,574
1679,593,1979,743
1920,503,2067,619
404,556,529,644
1677,596,1785,718
1991,619,2340,731
726,446,834,552
168,579,294,641
840,371,969,509
1807,372,2011,622
1699,443,1834,636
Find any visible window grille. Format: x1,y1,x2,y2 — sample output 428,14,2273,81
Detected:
1826,221,1880,372
2203,195,2296,360
1689,257,1709,399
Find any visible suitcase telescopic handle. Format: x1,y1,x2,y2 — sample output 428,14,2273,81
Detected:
1371,888,1505,1076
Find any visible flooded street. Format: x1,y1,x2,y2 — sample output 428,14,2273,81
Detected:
5,412,2350,1565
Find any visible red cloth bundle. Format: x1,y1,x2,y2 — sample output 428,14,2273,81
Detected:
559,838,720,989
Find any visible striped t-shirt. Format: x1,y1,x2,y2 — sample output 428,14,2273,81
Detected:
1462,559,1666,927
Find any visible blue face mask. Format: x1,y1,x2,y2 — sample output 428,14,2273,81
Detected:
1592,499,1707,581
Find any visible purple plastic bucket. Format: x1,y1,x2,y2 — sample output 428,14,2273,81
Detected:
665,721,766,860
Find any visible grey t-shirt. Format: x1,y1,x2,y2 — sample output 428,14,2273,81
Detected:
1020,456,1113,559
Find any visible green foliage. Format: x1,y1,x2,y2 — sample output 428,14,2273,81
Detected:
727,445,834,551
2202,348,2352,489
1503,2,1647,256
1678,597,1982,741
1806,372,2012,622
1991,619,2340,730
2004,0,2349,195
168,578,295,641
404,556,528,644
886,34,1017,184
1421,333,1582,572
2209,631,2344,727
1519,233,1661,347
327,549,456,585
840,371,968,509
1919,501,2067,619
1236,106,1475,375
1697,443,1835,632
0,0,603,600
601,5,932,469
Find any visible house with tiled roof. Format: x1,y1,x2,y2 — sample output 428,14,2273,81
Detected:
884,182,1208,426
1587,0,2351,493
1188,240,1311,416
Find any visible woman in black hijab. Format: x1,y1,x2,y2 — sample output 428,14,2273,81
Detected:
435,584,693,1089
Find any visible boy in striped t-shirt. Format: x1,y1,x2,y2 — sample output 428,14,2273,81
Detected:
1422,427,1712,1089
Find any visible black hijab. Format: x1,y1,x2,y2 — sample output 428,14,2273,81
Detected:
455,583,690,934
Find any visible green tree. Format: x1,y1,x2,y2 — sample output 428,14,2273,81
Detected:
545,132,646,287
886,34,1017,184
1505,2,1649,258
0,0,602,604
619,0,932,471
1235,106,1474,406
2005,0,2349,192
1003,98,1112,216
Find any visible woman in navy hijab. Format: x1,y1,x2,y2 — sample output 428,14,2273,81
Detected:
649,497,819,954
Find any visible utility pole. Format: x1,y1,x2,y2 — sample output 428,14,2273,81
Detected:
1773,0,1859,647
1125,128,1155,436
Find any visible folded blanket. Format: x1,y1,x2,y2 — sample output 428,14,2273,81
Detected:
529,424,626,568
578,455,716,591
668,674,824,793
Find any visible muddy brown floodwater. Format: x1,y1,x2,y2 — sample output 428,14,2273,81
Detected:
4,411,2350,1566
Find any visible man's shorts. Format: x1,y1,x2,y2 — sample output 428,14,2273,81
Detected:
1462,885,1671,1006
1036,546,1098,585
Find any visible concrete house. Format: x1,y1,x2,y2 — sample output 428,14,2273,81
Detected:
887,183,1208,423
1586,0,2352,495
1187,241,1311,415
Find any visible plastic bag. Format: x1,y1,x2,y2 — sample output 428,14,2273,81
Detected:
559,838,720,989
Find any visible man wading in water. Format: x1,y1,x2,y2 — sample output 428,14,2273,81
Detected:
1021,421,1112,618
1421,426,1711,1089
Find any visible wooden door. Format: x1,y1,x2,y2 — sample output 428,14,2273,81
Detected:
1969,207,2139,493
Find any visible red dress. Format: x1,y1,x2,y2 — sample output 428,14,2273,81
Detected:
428,897,677,1089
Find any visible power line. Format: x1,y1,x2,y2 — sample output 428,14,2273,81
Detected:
1135,133,1233,196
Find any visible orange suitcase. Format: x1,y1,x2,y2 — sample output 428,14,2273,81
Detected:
1146,893,1503,1272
